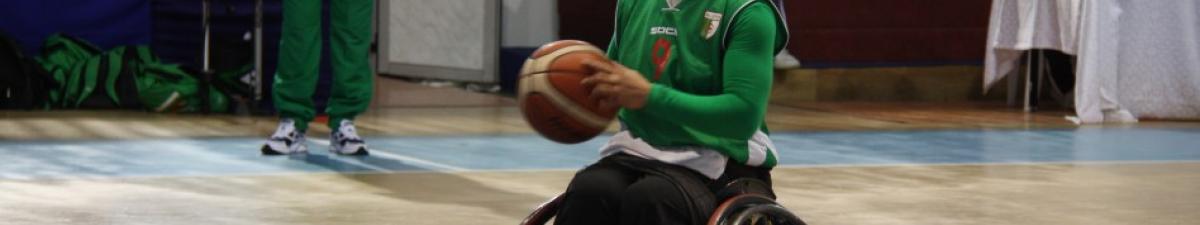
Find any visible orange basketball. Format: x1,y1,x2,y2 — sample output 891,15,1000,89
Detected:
518,40,618,144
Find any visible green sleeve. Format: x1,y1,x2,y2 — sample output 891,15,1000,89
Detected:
639,3,778,140
606,0,627,59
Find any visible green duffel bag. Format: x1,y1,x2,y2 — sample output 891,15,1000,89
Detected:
134,63,228,113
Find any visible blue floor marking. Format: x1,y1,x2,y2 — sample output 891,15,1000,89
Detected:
0,127,1198,180
770,128,1200,166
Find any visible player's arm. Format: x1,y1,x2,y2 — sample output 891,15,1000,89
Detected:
645,4,776,139
585,3,778,139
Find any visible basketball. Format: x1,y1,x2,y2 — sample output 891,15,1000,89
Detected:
518,40,618,144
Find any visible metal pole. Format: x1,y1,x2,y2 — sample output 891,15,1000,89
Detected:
1023,50,1033,112
203,0,211,73
201,0,212,114
1007,61,1019,106
254,0,263,102
1035,50,1046,110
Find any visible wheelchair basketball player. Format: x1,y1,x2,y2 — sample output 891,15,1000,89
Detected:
554,0,790,224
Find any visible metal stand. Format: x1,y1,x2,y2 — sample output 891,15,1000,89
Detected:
199,0,264,114
1021,49,1046,112
1007,56,1020,107
254,0,263,104
200,0,213,114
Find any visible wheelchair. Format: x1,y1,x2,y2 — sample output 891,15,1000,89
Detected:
520,178,808,225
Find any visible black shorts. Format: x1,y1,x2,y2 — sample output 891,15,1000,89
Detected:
554,153,771,225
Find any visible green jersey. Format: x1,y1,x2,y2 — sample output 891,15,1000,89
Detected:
607,0,788,168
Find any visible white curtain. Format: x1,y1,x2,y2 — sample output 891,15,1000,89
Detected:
984,0,1200,123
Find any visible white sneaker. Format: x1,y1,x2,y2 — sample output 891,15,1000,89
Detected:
262,118,308,155
774,51,802,69
330,119,369,155
1103,109,1139,123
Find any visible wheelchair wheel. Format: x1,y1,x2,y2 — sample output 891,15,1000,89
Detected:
709,194,807,225
727,204,807,225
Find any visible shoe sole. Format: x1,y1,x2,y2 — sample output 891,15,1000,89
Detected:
261,145,287,155
334,147,369,156
261,144,307,155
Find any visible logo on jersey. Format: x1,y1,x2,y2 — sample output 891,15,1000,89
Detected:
650,26,678,36
702,11,723,39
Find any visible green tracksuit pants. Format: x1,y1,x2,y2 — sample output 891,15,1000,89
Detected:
273,0,374,131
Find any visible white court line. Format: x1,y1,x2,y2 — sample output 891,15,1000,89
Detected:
308,138,468,172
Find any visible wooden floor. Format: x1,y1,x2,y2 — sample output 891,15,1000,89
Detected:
0,78,1100,140
1,76,1198,225
0,99,1166,140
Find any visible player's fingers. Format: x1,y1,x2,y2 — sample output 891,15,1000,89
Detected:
583,72,622,86
612,64,643,82
581,72,610,87
597,98,617,110
583,60,614,74
589,84,615,100
581,73,604,87
581,76,597,87
602,73,623,84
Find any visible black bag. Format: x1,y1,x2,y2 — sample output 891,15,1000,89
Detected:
0,32,56,110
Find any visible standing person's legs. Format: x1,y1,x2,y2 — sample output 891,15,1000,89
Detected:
327,0,375,129
274,0,322,130
263,0,322,154
325,0,374,155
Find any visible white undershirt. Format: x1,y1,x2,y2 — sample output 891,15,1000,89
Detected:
599,130,730,179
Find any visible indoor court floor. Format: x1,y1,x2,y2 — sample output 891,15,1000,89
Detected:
1,78,1198,225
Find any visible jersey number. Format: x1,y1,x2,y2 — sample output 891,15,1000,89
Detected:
651,37,672,81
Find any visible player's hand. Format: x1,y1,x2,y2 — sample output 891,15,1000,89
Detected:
581,59,651,110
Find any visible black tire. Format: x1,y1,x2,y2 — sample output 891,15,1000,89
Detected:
728,204,807,225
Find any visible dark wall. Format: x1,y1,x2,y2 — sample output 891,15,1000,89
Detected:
0,0,152,56
788,0,991,67
557,0,619,50
557,0,991,67
0,0,304,111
